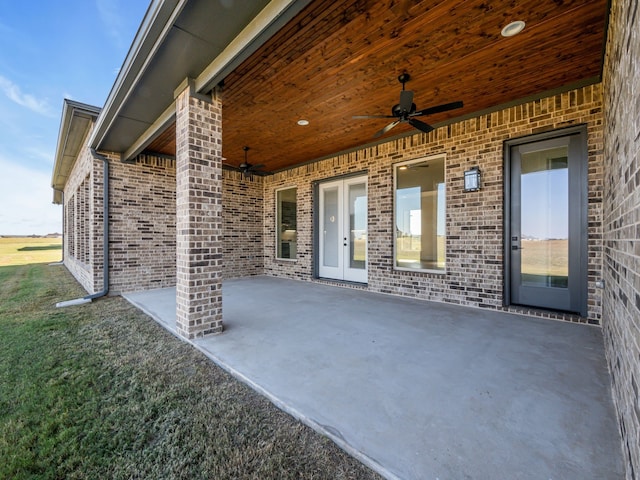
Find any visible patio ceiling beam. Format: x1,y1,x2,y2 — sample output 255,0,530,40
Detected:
122,101,176,162
194,0,314,96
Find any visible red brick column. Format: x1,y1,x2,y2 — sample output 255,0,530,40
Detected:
175,82,223,338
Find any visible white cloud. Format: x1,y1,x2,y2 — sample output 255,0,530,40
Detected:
96,0,129,50
25,145,55,165
0,75,54,117
0,156,61,235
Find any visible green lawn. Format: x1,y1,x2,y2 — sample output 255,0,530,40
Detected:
0,237,62,266
0,263,380,480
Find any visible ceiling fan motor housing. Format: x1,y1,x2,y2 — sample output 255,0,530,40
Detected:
392,103,417,117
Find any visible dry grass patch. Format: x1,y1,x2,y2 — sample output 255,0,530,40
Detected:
0,264,381,480
0,237,62,266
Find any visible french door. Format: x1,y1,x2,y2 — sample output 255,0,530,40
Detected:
506,127,588,316
318,175,368,283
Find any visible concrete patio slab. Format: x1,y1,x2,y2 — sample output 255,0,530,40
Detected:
124,276,623,480
124,287,177,335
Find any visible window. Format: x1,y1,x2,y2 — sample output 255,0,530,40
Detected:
276,187,297,259
394,157,446,271
67,194,75,258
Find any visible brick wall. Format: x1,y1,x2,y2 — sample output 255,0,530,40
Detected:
90,152,106,293
63,135,100,293
108,153,177,294
108,163,265,288
63,147,177,296
602,0,640,477
63,141,266,296
264,85,605,324
222,169,265,278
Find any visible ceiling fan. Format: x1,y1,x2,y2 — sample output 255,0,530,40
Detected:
353,73,463,138
225,146,271,178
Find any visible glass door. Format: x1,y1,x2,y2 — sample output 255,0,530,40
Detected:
318,175,368,283
507,130,587,315
319,181,342,280
345,177,367,282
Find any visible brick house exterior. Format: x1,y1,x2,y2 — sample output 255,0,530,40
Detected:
602,0,640,473
51,0,639,477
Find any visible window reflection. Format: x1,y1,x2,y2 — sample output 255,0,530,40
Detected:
395,157,446,271
277,187,297,259
520,147,569,288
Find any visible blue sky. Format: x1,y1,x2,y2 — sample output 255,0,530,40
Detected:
521,168,568,240
0,0,149,235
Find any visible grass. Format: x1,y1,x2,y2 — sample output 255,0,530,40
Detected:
396,235,445,269
0,262,381,480
0,237,62,266
521,239,569,277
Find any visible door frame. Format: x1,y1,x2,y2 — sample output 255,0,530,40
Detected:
313,171,368,283
503,125,588,316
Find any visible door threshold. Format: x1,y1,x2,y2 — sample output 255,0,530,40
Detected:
313,278,368,290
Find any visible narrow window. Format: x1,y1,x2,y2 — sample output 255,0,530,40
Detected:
68,194,75,258
276,187,297,259
394,157,446,271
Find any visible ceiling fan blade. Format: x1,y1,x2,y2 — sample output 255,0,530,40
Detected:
412,100,463,117
374,120,400,138
353,114,395,119
399,90,414,112
408,118,435,134
250,164,265,170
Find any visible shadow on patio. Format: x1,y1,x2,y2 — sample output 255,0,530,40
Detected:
124,276,623,480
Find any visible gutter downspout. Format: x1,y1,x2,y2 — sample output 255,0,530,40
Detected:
56,149,110,307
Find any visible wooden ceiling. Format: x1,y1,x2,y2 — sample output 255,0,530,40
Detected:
146,0,608,171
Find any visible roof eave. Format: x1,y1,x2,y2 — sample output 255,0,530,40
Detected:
88,0,186,151
51,99,101,204
89,0,314,157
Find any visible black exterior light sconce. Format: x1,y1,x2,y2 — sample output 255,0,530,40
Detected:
464,166,481,192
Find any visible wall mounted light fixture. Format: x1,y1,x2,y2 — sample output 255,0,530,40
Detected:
464,166,481,192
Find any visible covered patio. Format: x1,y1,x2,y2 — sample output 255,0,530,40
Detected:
124,277,623,479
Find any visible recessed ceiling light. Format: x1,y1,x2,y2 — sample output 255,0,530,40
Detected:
297,119,309,126
501,20,525,37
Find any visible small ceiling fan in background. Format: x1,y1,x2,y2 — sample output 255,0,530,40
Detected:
224,146,271,178
353,73,463,138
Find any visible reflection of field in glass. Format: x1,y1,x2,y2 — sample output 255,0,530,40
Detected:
396,236,445,269
521,239,568,276
353,238,366,261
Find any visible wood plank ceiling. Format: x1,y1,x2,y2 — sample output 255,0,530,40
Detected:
145,0,608,172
